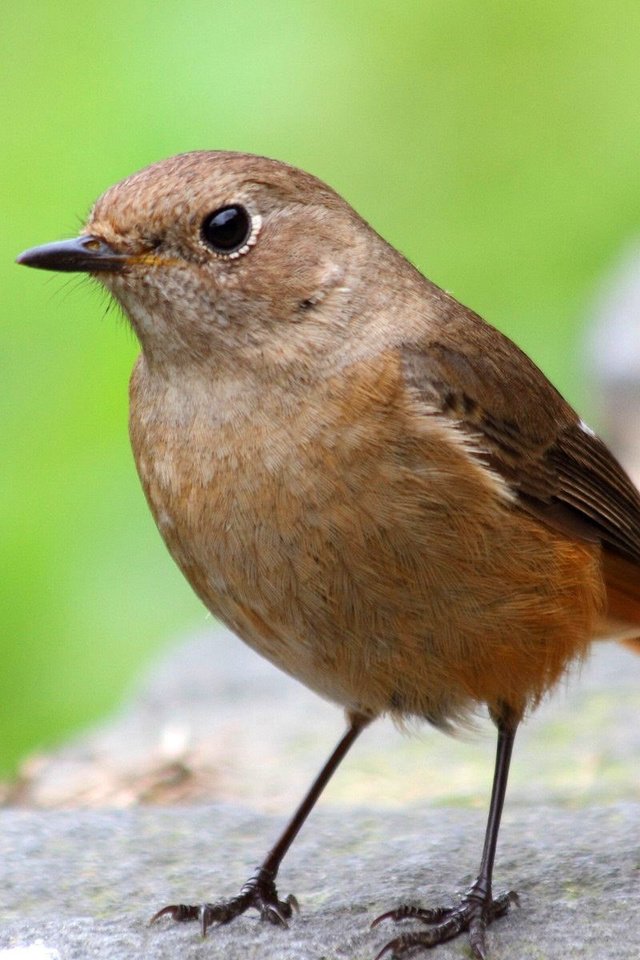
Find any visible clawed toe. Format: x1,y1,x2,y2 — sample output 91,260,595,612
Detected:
150,902,202,925
372,888,518,959
150,869,298,936
371,904,452,928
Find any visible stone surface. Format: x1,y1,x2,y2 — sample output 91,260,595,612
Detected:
4,627,640,812
1,626,639,958
1,802,639,959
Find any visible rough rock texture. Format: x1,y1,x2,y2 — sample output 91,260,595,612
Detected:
1,803,639,959
1,627,639,959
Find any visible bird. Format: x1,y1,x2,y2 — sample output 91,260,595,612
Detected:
17,150,640,959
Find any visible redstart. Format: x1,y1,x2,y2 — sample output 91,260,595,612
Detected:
17,152,640,958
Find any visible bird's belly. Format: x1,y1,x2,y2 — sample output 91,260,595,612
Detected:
130,352,606,728
140,447,604,726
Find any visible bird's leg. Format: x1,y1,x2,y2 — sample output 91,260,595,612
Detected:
151,712,369,935
372,706,519,960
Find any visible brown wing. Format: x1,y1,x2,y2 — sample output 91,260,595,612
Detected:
400,292,640,566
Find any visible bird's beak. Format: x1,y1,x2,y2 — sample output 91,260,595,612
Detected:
16,235,128,273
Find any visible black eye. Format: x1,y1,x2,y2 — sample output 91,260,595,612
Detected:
201,205,252,254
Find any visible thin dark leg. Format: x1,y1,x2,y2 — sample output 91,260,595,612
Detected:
260,711,370,876
470,707,517,898
373,707,519,960
152,711,370,935
465,708,518,957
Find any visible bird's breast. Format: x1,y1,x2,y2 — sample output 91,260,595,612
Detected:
128,352,605,725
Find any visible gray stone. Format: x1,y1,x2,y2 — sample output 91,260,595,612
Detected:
5,628,640,811
1,802,639,959
2,627,639,957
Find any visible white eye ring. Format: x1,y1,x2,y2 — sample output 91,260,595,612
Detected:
200,204,262,260
225,212,262,260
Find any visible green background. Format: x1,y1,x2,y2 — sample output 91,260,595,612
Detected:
3,1,640,775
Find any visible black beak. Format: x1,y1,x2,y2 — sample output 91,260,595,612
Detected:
16,235,128,273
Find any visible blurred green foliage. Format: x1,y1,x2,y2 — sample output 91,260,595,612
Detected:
3,0,640,774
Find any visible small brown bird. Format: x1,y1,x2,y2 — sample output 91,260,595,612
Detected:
17,152,640,959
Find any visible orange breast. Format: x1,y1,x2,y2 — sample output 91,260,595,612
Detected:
129,352,607,728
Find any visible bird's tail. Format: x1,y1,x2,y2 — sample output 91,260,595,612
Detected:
603,550,640,653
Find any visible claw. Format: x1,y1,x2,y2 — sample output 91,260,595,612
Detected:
262,902,290,927
371,904,451,928
151,869,298,938
372,884,518,958
469,916,487,960
373,934,410,960
150,903,200,924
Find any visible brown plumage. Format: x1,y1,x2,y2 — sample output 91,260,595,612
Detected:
17,151,640,959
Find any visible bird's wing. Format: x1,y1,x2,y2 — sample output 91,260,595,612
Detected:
399,298,640,565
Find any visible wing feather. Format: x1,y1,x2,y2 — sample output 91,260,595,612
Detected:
399,302,640,565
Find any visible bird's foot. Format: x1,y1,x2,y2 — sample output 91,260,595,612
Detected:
150,867,299,935
371,881,518,960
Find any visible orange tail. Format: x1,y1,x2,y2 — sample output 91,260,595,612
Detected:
603,550,640,653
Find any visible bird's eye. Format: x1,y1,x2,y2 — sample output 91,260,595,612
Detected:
200,205,253,256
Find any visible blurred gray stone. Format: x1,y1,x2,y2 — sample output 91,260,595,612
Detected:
4,627,640,812
1,627,639,957
585,240,640,482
